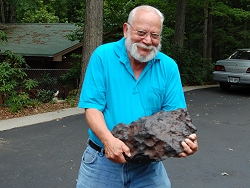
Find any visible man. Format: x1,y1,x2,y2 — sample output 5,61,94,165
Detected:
77,5,198,188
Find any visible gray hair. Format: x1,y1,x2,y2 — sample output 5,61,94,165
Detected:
127,5,164,28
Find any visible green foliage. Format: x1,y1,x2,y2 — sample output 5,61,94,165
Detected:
5,92,30,112
5,92,41,112
23,79,39,90
3,50,27,68
60,54,81,85
102,0,174,43
37,89,54,103
0,51,38,111
160,27,175,53
182,0,250,62
4,0,250,86
37,73,58,90
15,0,43,22
69,0,161,43
14,0,82,23
0,62,18,93
66,89,78,107
0,30,7,44
212,3,250,21
103,0,136,42
43,0,68,22
21,6,59,23
66,2,85,42
43,0,82,23
167,46,214,85
0,51,38,95
68,89,78,97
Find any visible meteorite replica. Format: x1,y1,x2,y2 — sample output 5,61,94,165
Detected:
111,108,197,163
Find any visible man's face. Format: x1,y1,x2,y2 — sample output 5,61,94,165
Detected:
125,32,161,63
124,10,162,63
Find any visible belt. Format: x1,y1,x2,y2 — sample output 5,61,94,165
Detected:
88,140,103,152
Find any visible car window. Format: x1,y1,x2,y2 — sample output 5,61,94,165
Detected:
229,51,250,60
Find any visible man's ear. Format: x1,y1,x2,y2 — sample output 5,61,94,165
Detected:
123,23,129,38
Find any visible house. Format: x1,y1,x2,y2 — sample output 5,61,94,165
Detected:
0,24,83,101
0,23,82,69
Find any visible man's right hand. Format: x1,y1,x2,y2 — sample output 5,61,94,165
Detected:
103,137,131,164
85,108,131,163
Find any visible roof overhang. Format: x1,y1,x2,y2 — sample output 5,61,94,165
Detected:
53,42,83,61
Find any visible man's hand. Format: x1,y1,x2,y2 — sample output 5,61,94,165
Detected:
85,108,131,163
103,136,131,164
175,133,198,158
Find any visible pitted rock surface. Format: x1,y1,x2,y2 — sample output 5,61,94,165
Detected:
111,108,197,163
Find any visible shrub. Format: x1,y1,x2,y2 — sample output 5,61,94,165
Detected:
166,46,214,85
5,92,30,112
0,51,38,108
37,89,54,103
66,89,78,107
37,73,58,91
60,53,81,87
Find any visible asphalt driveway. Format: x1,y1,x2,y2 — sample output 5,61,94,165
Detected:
0,86,250,188
164,86,250,188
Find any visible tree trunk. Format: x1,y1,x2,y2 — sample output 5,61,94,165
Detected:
203,5,208,58
0,0,5,24
207,4,212,59
203,3,212,59
174,0,186,47
78,0,104,97
11,3,16,23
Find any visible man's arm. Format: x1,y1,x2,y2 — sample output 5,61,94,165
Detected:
85,108,131,163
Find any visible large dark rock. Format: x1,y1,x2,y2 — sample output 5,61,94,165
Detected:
111,108,197,163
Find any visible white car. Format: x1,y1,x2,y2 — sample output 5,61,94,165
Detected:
213,49,250,91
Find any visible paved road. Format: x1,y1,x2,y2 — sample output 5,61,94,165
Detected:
0,86,250,188
164,86,250,188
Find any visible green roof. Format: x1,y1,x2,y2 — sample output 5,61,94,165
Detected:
0,23,80,57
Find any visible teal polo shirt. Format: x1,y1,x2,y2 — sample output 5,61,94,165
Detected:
78,37,186,147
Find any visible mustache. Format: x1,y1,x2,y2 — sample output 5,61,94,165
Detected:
134,43,155,50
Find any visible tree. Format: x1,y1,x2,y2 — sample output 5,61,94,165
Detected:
0,0,44,23
3,0,250,86
103,0,135,42
0,0,82,23
203,2,213,59
21,6,59,23
78,0,104,95
207,2,213,59
174,0,186,47
210,1,250,59
0,0,5,23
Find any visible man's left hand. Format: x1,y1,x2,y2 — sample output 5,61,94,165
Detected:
175,133,198,158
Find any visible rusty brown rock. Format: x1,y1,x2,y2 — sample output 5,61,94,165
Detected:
111,108,197,163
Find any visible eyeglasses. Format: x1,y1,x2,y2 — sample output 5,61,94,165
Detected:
127,23,161,40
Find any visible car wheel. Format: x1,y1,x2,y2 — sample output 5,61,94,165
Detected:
220,82,231,91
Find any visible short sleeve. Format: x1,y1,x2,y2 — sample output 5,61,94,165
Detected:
78,48,106,111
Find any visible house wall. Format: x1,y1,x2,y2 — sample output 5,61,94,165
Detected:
26,59,55,69
25,47,82,69
57,47,82,69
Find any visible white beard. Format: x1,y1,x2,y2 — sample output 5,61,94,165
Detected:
125,36,161,63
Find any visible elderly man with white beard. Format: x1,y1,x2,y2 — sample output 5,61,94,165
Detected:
76,5,198,188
